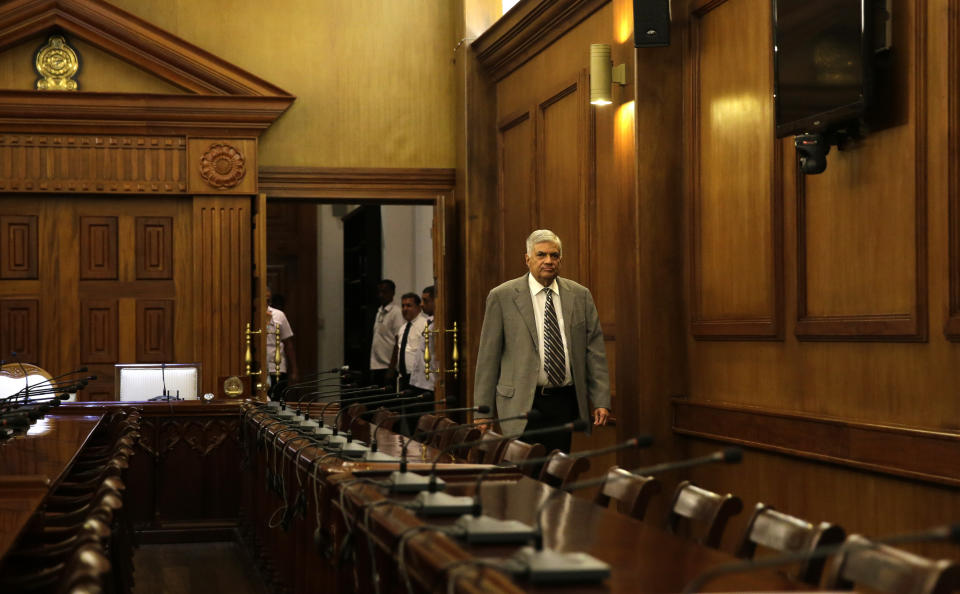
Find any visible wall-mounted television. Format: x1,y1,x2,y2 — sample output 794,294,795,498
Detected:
773,0,890,138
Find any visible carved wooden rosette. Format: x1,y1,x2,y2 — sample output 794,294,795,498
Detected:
199,143,246,189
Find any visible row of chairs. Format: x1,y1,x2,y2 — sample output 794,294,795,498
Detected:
361,410,960,593
0,409,141,594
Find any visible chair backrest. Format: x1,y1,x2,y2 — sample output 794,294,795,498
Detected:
500,439,547,476
823,534,960,594
467,430,509,464
593,466,661,520
371,407,397,432
115,363,200,401
429,417,458,448
538,450,591,488
446,425,482,459
0,362,54,401
735,503,845,586
414,413,441,437
664,480,743,549
338,403,366,431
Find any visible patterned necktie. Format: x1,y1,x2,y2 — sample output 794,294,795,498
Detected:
543,289,565,386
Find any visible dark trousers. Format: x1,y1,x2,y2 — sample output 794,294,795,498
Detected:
268,373,289,401
522,385,579,454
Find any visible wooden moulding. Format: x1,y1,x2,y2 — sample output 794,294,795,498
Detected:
472,0,609,82
946,2,960,340
257,166,456,199
672,398,960,488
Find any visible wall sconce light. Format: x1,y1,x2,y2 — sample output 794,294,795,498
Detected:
590,43,626,105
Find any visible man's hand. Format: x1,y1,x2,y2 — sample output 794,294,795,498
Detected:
593,407,611,426
474,418,492,433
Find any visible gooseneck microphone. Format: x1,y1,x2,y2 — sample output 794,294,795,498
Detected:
333,398,451,458
508,447,743,584
416,434,651,518
389,419,587,494
680,524,960,594
323,391,422,446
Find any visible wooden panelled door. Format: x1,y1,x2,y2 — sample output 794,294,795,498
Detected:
0,196,192,399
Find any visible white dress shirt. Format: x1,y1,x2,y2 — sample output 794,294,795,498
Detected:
396,313,433,391
266,306,293,374
370,302,403,370
527,273,572,386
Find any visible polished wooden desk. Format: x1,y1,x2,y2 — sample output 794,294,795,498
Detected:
241,404,800,593
0,414,103,561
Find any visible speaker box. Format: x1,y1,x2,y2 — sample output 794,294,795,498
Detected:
634,0,670,47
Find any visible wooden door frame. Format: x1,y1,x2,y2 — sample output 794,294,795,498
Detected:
258,166,459,405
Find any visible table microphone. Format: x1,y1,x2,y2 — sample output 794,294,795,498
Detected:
388,419,587,494
448,435,651,542
335,398,461,458
322,391,422,446
681,523,960,593
507,447,743,584
362,398,482,461
311,387,390,430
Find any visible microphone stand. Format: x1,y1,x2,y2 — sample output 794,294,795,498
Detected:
388,419,587,495
335,399,450,459
322,391,422,447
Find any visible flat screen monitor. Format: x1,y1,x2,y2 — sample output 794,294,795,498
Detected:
773,0,874,137
114,363,200,401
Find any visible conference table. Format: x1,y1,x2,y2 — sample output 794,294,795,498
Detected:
243,402,801,593
0,401,801,593
0,414,103,564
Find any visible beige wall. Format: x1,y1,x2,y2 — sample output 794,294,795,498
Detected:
0,0,457,169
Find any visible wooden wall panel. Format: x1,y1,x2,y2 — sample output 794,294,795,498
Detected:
0,215,37,279
689,0,783,339
194,197,251,395
80,299,118,363
135,216,173,280
0,299,38,363
137,299,174,363
498,111,536,279
537,77,590,284
796,0,926,341
79,216,118,280
0,135,188,194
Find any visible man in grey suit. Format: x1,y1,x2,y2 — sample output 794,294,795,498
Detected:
474,229,611,454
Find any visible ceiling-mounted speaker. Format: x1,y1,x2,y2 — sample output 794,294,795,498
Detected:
634,0,671,47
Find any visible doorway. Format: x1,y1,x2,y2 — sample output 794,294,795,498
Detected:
265,201,437,386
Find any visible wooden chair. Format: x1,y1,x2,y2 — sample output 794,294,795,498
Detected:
500,439,546,476
823,534,960,594
0,362,54,401
370,406,397,432
664,480,743,549
593,466,661,520
538,449,590,488
734,503,845,586
428,417,458,448
467,430,510,464
413,413,441,438
445,425,482,459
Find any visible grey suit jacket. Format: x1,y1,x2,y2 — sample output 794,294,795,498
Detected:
473,274,611,435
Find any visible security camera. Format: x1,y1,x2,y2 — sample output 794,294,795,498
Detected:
795,133,831,175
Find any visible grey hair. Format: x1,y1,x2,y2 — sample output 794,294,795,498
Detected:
525,229,562,256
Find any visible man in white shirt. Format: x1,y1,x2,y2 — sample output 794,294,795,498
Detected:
369,279,403,387
418,285,436,394
390,292,431,434
266,287,298,401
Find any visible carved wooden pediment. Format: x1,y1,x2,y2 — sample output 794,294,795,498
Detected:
0,0,295,135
